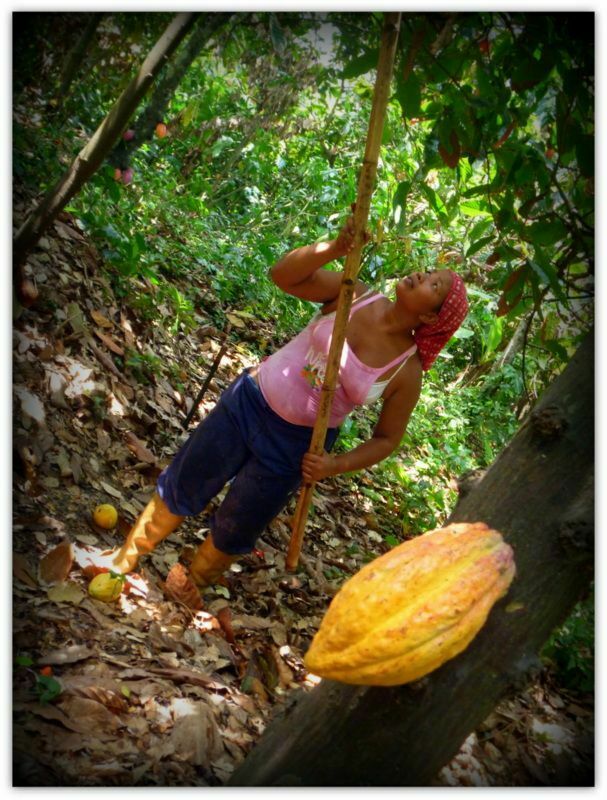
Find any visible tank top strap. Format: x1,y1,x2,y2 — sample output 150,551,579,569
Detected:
381,343,418,372
311,288,379,326
348,290,383,317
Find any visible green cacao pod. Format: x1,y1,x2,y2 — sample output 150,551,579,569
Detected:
304,522,515,686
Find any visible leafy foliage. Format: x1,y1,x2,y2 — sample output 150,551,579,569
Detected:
14,11,594,704
14,656,64,704
541,589,594,693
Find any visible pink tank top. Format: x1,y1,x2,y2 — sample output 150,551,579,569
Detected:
257,293,417,427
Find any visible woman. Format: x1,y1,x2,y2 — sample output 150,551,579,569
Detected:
102,216,468,607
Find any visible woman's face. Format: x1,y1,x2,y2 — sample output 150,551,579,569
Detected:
396,269,453,317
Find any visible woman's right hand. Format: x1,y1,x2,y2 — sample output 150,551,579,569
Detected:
332,215,356,258
332,208,371,259
269,205,369,304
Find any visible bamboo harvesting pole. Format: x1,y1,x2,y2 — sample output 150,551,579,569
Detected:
286,12,401,571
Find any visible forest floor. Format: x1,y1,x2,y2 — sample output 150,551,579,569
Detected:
12,200,594,787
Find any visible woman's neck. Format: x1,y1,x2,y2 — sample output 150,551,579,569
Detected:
378,297,420,336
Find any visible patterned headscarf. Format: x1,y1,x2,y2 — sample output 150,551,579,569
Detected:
413,271,468,371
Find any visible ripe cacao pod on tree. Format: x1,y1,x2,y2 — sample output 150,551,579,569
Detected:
304,522,515,686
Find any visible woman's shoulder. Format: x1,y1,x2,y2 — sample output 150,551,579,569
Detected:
383,349,423,401
319,280,374,315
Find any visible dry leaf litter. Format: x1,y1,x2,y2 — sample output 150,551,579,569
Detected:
13,190,593,787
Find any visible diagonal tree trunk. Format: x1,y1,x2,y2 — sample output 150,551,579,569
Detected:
109,13,231,169
228,331,594,787
13,12,199,304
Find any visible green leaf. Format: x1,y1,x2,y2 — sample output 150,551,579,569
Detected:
381,116,394,145
511,52,555,90
211,136,234,158
528,219,568,246
440,51,467,82
527,257,567,305
419,183,447,220
36,674,62,704
496,244,523,261
342,49,379,80
531,249,568,303
459,203,492,218
107,179,121,203
576,134,594,178
452,327,474,339
462,183,494,199
528,258,549,284
466,286,494,301
269,14,286,54
494,206,516,232
181,99,200,127
505,295,534,321
483,317,504,358
396,73,422,118
103,224,123,242
392,180,411,231
469,218,493,242
544,339,570,362
465,234,493,259
15,655,34,667
127,238,141,262
556,92,580,155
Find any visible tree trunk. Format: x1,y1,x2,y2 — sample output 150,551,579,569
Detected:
109,13,230,169
53,12,104,106
229,332,594,787
13,12,199,300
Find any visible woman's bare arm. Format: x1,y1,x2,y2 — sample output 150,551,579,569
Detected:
302,359,423,481
269,216,367,305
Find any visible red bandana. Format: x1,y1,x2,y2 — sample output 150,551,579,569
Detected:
413,272,468,371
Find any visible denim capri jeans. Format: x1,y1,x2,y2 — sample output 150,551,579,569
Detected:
157,370,338,555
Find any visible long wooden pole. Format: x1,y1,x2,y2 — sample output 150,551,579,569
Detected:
286,13,401,571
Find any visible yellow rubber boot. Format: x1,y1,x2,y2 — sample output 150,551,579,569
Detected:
110,492,185,574
164,536,239,610
189,534,239,587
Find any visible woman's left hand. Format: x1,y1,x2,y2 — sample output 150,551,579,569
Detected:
302,451,336,483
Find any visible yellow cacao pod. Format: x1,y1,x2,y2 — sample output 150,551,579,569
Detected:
88,572,124,602
304,522,515,686
93,503,118,530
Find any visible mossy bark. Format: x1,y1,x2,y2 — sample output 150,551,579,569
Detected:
229,332,594,786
